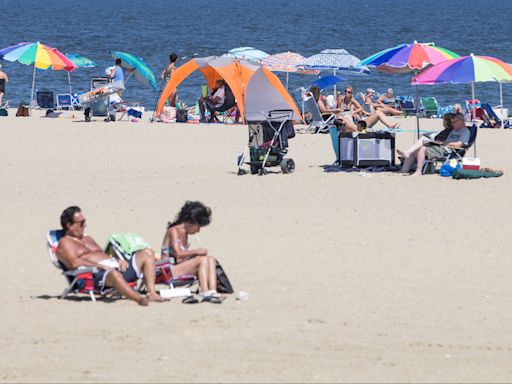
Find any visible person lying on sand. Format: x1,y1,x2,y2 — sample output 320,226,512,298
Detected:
161,201,223,304
56,206,167,305
43,109,78,119
397,112,470,176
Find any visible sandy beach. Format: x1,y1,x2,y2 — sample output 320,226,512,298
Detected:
0,111,511,383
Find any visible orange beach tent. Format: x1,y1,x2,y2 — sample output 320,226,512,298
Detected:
155,56,302,123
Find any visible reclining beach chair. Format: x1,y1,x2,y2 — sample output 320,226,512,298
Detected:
56,94,73,110
422,123,478,174
302,94,335,134
479,103,510,128
420,97,439,118
396,96,416,116
47,229,100,302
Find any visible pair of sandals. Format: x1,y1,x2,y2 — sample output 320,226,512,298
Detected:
182,291,222,304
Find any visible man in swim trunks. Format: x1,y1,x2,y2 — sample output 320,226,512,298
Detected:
56,206,167,305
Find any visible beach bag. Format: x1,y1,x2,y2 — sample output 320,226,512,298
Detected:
16,103,29,117
176,109,187,123
216,260,234,294
439,160,461,177
0,108,7,117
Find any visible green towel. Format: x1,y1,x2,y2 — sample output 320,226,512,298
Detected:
105,232,151,258
452,168,503,179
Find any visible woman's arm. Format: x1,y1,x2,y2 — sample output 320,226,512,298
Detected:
168,227,206,263
318,99,340,114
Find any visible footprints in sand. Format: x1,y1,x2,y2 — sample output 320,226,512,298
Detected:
407,340,512,352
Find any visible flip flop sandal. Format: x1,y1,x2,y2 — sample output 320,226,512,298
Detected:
182,295,199,304
201,295,222,304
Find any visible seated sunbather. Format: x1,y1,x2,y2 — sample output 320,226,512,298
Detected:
161,201,222,304
56,206,167,305
397,112,470,176
376,88,402,116
337,85,364,121
198,79,226,123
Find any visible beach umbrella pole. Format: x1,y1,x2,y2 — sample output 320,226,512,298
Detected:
471,82,477,157
68,71,72,95
500,82,503,129
30,66,36,109
286,72,289,90
414,70,420,140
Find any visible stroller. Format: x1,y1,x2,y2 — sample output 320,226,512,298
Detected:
237,109,296,175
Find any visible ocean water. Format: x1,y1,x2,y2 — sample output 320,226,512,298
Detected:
1,0,511,110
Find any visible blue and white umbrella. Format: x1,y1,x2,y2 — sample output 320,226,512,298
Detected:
298,49,369,75
223,47,269,64
299,49,368,95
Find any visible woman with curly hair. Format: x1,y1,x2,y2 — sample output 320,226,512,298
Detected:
161,201,222,303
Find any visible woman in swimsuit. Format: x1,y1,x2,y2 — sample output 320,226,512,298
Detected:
336,86,400,132
0,63,9,106
161,201,222,303
336,85,364,121
161,53,178,107
376,88,402,116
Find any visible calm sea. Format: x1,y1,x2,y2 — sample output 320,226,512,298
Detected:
1,0,511,110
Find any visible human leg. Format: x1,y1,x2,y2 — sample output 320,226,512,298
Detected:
412,146,427,176
133,249,168,302
367,111,399,129
104,269,148,306
0,91,3,105
399,148,420,173
397,139,425,158
198,97,206,121
171,257,209,292
378,106,402,116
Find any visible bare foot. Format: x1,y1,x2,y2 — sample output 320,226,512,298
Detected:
137,296,149,306
410,172,422,177
148,293,170,302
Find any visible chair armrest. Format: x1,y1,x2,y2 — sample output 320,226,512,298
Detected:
63,266,98,276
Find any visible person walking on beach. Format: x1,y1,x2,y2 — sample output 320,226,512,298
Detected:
0,63,9,106
161,53,178,107
56,206,168,305
161,201,223,303
109,58,134,90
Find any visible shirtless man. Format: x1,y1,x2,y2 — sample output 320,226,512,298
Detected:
56,206,167,305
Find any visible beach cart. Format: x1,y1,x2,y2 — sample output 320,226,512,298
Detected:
237,109,296,175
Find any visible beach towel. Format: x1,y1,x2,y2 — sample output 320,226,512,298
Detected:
452,168,503,179
104,232,151,260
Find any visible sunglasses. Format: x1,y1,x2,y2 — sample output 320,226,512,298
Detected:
73,219,86,227
345,90,352,94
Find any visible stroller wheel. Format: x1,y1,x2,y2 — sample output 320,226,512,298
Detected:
237,168,247,176
258,167,268,176
250,164,260,175
280,158,295,174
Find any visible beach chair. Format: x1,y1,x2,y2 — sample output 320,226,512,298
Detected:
71,93,82,110
396,96,416,116
420,97,439,118
56,94,73,110
302,95,335,134
212,84,237,123
422,123,478,174
437,104,454,118
36,90,55,109
465,99,483,121
47,229,99,301
480,103,510,128
0,99,9,116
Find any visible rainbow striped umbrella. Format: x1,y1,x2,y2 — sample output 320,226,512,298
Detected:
359,41,459,73
0,41,77,106
360,41,460,138
413,54,512,129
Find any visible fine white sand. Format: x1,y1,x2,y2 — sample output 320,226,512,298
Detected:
0,111,511,383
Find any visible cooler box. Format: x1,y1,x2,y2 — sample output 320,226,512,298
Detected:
462,157,480,171
90,77,109,116
338,132,395,167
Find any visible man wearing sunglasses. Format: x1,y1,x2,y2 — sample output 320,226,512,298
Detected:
56,206,167,306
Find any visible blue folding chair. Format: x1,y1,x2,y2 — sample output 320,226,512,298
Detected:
396,96,416,116
56,94,72,110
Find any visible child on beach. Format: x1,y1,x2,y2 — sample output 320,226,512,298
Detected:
161,201,222,304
